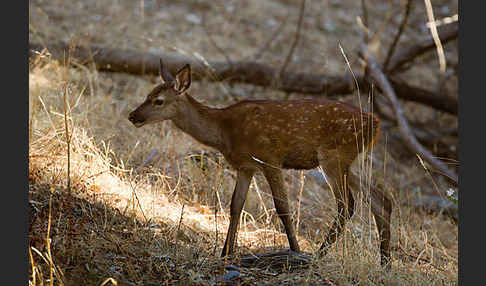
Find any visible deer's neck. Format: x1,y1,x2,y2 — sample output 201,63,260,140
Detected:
171,94,226,152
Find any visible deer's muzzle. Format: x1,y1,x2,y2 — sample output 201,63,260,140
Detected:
128,111,145,127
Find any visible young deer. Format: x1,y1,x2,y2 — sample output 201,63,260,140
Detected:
128,59,392,268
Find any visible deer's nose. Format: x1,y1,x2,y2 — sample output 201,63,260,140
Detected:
128,112,137,123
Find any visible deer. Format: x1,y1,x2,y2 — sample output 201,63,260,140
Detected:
128,59,393,269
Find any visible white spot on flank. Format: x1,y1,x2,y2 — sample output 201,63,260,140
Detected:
251,156,265,164
185,14,201,24
250,155,280,169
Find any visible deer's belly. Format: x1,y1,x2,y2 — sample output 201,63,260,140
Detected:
281,150,319,170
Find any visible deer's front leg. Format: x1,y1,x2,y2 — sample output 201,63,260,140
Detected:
262,167,300,252
221,169,254,257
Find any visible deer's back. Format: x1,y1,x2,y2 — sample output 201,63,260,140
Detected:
218,99,379,170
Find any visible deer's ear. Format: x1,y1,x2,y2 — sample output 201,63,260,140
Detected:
174,64,191,93
159,58,174,84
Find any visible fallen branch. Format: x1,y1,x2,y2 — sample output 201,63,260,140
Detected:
29,40,351,94
29,40,456,114
389,77,457,115
359,44,458,185
240,250,312,270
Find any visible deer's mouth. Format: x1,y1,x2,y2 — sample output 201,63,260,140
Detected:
128,113,146,127
132,121,145,128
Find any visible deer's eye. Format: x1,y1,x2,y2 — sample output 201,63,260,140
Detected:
154,99,164,106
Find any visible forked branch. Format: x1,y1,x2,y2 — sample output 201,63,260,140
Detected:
359,44,458,186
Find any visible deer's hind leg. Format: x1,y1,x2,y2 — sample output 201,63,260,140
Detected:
371,184,392,268
317,150,355,255
348,172,392,268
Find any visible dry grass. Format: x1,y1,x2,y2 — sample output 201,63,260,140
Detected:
29,0,457,285
28,54,457,286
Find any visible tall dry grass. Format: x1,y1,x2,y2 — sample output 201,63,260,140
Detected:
29,53,457,285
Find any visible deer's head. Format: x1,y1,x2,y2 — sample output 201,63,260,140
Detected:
128,59,191,127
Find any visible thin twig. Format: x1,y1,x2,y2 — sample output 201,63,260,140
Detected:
423,0,447,72
200,13,241,103
100,278,118,286
250,177,270,225
251,13,290,61
46,188,54,285
278,0,306,81
384,0,412,71
63,85,71,192
213,195,218,256
174,204,185,257
203,25,233,67
426,14,458,29
128,179,149,222
359,0,372,84
134,148,160,173
361,0,369,43
63,41,76,192
212,158,225,255
363,0,394,56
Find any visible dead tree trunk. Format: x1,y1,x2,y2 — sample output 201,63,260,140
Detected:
29,35,457,115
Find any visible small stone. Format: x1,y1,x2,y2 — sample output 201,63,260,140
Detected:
225,264,239,271
185,14,201,25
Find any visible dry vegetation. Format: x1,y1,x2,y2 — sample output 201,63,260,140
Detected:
29,0,458,285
